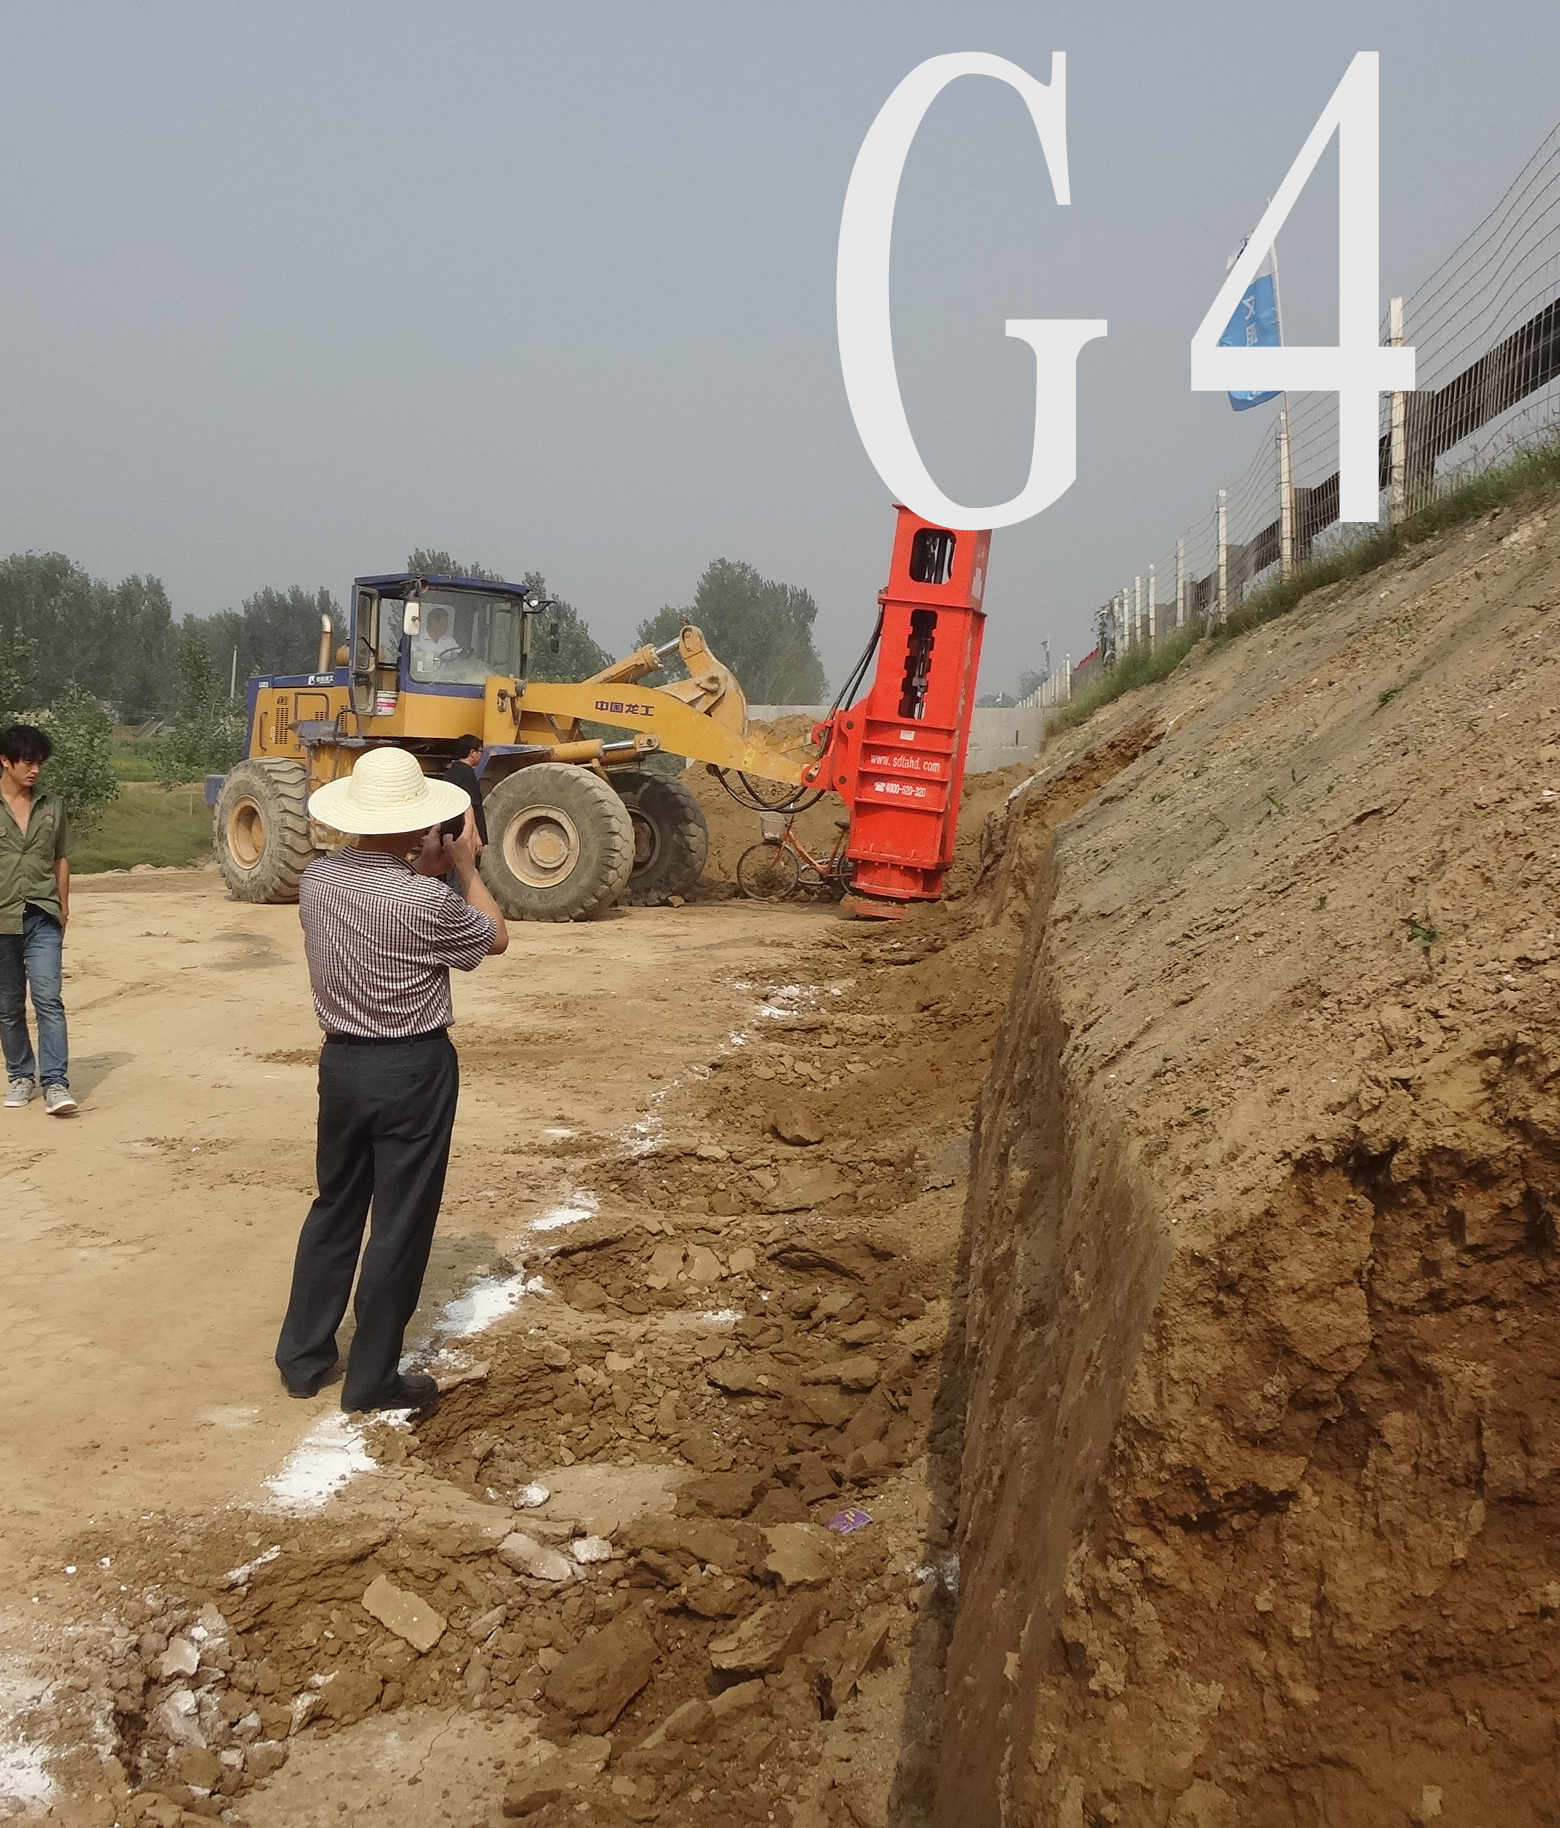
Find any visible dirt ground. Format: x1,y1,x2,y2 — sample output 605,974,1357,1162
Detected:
0,752,1027,1828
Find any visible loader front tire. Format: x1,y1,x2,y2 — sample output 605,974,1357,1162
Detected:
480,763,634,922
214,760,315,903
612,770,709,905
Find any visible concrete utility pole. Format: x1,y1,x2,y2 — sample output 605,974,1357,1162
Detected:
1217,490,1229,623
1389,295,1408,524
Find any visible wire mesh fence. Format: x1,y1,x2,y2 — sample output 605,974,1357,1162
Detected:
1046,115,1560,699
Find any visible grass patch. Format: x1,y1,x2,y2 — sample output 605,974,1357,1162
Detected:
1051,430,1560,738
110,738,165,782
1216,433,1560,646
72,782,212,873
1047,622,1204,734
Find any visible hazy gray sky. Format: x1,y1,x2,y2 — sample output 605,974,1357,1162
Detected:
2,0,1557,692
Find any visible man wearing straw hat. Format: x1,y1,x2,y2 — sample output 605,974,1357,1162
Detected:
274,745,509,1415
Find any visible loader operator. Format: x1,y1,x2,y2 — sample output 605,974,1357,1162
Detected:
411,605,460,677
273,745,508,1416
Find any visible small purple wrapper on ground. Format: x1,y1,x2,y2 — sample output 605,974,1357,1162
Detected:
825,1507,872,1535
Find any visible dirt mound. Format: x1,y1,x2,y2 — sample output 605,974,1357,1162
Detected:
87,1206,943,1825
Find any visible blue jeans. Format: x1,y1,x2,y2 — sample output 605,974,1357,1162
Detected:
0,906,68,1089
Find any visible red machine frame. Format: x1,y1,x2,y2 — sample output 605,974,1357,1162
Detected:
805,507,990,910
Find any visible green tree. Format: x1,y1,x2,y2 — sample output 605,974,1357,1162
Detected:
1015,669,1047,701
158,627,244,784
0,634,33,723
184,588,340,697
634,559,827,702
35,689,120,833
0,553,102,712
0,554,177,721
407,548,504,583
106,576,176,723
194,585,340,689
405,550,610,681
520,571,611,682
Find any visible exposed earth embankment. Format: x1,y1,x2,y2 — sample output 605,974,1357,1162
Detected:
933,502,1560,1825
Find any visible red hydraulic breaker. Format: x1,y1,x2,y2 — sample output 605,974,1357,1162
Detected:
805,507,990,912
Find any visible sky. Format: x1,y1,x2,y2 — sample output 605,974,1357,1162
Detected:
2,0,1557,696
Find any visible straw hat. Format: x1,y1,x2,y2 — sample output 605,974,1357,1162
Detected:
308,746,470,836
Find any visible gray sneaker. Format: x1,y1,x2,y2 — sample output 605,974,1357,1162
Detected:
4,1079,36,1109
43,1085,77,1117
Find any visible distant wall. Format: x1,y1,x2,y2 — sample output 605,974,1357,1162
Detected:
748,705,1048,775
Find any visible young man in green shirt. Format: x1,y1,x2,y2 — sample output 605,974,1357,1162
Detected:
0,724,76,1115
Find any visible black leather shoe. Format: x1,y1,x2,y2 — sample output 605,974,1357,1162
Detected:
279,1357,340,1399
343,1372,439,1416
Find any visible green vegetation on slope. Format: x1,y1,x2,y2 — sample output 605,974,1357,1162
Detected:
1049,434,1560,739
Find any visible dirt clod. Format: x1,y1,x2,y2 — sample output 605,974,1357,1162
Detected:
360,1575,447,1654
771,1106,825,1146
497,1531,575,1582
708,1596,823,1674
541,1613,657,1731
502,1734,613,1817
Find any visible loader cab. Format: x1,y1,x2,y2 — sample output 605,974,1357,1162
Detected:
349,572,544,713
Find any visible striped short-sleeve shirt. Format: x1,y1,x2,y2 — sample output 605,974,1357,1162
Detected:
298,848,495,1038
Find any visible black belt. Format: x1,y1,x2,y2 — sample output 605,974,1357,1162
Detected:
323,1027,448,1047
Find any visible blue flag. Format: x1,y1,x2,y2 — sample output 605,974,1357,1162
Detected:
1221,271,1280,411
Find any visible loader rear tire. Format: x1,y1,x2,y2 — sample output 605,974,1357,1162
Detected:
480,763,634,922
612,770,709,905
214,760,315,904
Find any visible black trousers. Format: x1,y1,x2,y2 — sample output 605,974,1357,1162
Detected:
275,1032,459,1408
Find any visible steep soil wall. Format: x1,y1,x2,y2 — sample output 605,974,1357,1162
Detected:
934,505,1560,1825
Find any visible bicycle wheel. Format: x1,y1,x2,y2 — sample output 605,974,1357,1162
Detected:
825,856,855,900
736,842,801,901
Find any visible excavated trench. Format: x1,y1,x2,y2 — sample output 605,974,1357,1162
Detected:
915,850,1172,1826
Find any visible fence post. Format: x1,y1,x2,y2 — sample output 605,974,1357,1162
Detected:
1147,564,1157,650
1064,656,1072,701
1279,407,1294,578
1175,538,1186,629
1133,574,1142,648
1388,294,1408,524
1216,490,1229,623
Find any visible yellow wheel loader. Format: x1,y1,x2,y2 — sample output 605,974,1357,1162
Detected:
207,571,809,921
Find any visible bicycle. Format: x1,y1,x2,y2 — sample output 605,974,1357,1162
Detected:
736,812,855,901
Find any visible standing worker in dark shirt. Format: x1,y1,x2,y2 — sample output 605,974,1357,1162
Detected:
274,746,508,1416
443,737,488,848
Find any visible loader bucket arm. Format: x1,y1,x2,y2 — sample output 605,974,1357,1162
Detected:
517,625,807,787
586,627,742,723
